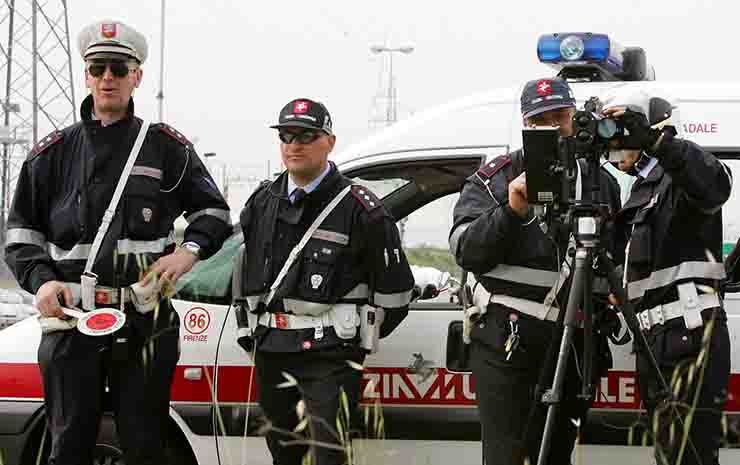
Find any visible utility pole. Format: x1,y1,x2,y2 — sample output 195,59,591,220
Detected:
369,43,414,243
369,44,414,127
156,0,166,122
0,0,76,247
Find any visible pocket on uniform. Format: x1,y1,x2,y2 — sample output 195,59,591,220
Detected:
124,175,161,239
49,192,82,244
655,325,702,366
469,310,509,353
299,242,341,301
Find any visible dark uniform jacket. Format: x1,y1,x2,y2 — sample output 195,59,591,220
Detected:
5,95,232,293
615,135,731,311
239,162,415,353
450,149,621,304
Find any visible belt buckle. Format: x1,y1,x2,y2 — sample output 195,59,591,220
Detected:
274,313,289,329
639,311,650,331
653,304,665,326
313,318,324,340
95,289,113,305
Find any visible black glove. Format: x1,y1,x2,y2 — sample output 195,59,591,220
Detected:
620,109,662,151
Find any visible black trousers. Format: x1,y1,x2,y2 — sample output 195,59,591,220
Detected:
470,304,594,465
37,305,180,465
637,309,730,465
255,346,366,465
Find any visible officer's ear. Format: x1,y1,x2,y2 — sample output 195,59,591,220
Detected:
84,68,93,91
326,134,336,152
132,68,143,89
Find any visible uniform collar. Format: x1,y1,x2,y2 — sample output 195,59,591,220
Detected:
270,162,340,202
635,154,658,179
621,162,665,212
287,162,331,202
80,94,135,126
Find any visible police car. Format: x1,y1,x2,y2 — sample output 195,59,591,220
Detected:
1,33,740,465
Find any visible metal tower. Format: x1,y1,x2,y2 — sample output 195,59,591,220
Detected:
0,0,76,245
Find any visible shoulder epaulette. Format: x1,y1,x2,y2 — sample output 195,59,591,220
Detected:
154,123,193,147
477,155,511,179
30,130,63,157
246,179,272,205
351,185,382,211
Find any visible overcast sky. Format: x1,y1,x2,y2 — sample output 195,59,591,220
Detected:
68,0,740,182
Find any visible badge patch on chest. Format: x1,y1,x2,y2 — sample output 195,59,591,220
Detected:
142,208,153,223
310,274,323,290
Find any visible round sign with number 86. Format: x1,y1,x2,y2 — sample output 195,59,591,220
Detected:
184,307,210,335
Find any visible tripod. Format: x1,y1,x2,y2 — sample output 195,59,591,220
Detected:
535,201,605,465
534,199,700,465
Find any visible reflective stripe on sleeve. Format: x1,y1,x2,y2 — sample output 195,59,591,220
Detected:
6,228,47,247
700,161,734,214
374,289,413,309
48,243,91,261
448,223,470,255
483,264,560,288
627,261,726,300
185,208,231,225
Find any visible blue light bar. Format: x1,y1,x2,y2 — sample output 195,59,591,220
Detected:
537,33,625,76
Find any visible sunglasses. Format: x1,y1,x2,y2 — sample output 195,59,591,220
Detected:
278,130,323,145
86,60,137,78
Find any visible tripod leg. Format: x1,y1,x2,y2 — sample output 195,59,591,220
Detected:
581,251,594,400
537,248,590,465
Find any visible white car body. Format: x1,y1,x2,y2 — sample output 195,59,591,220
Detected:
1,78,739,465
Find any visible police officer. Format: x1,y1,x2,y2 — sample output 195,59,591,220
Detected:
237,98,414,465
5,20,231,465
604,88,731,465
449,78,621,465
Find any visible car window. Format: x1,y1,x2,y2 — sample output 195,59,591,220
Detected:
403,193,462,303
351,176,410,199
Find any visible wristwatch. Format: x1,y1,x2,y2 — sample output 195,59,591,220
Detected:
180,241,202,260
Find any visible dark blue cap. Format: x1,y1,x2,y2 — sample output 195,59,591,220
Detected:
520,77,576,119
270,98,333,135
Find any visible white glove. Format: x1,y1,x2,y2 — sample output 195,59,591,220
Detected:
129,279,162,314
462,306,482,344
38,316,77,334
